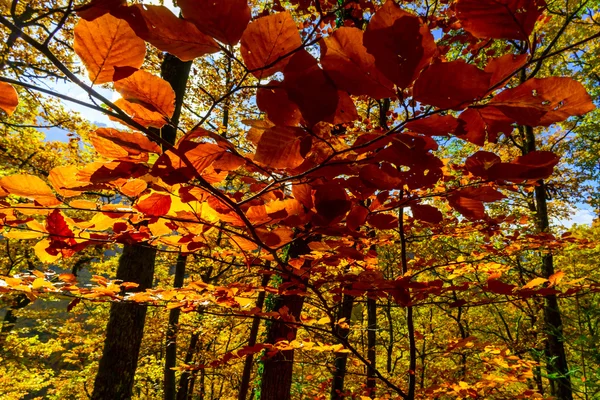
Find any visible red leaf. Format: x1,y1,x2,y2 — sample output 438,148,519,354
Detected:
313,182,351,224
490,77,595,126
241,12,302,79
405,115,458,137
413,61,491,110
135,193,171,217
448,195,486,220
178,0,251,45
321,27,394,99
47,209,74,239
367,213,399,230
283,50,339,126
485,53,528,88
363,0,435,89
456,0,546,40
346,205,369,231
486,279,517,295
456,107,514,145
257,80,302,126
410,203,443,224
359,163,402,190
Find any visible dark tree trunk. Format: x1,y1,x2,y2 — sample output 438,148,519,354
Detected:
176,331,200,400
92,245,158,400
524,125,573,400
238,273,271,400
366,297,377,398
92,55,192,400
164,254,188,400
331,293,355,400
0,294,30,348
260,239,310,400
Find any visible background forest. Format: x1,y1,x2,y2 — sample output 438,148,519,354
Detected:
1,0,600,399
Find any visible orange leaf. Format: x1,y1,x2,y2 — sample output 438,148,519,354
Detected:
241,12,302,79
0,174,61,206
135,192,171,217
48,166,87,198
114,69,176,118
548,271,565,287
0,81,18,115
254,126,309,169
74,13,146,84
112,98,168,128
91,128,162,159
120,179,148,197
178,0,251,45
115,4,219,61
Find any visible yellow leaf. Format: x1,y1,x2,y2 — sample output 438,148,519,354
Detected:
32,278,53,290
522,277,547,290
3,229,45,239
34,239,61,263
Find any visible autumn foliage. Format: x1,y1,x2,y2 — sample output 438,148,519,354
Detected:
1,0,600,399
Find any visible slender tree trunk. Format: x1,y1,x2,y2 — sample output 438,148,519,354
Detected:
92,55,192,400
176,331,200,400
331,293,355,400
366,297,377,398
238,273,271,400
399,196,416,399
260,239,311,400
0,294,30,348
164,254,188,400
524,125,573,400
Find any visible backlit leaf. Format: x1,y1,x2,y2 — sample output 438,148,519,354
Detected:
178,0,251,45
456,0,546,40
241,12,302,79
0,81,18,116
115,4,219,61
363,0,435,89
0,174,61,206
114,69,176,118
74,13,146,84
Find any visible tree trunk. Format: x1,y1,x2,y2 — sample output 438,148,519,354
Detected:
176,331,200,400
366,297,377,398
92,55,192,400
238,273,271,400
164,254,188,400
524,125,573,400
331,293,354,400
260,239,310,400
92,245,158,399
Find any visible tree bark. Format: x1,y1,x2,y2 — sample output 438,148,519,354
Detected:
164,254,188,400
260,239,310,400
238,273,271,400
331,293,355,400
176,331,200,400
524,125,573,400
92,55,192,400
